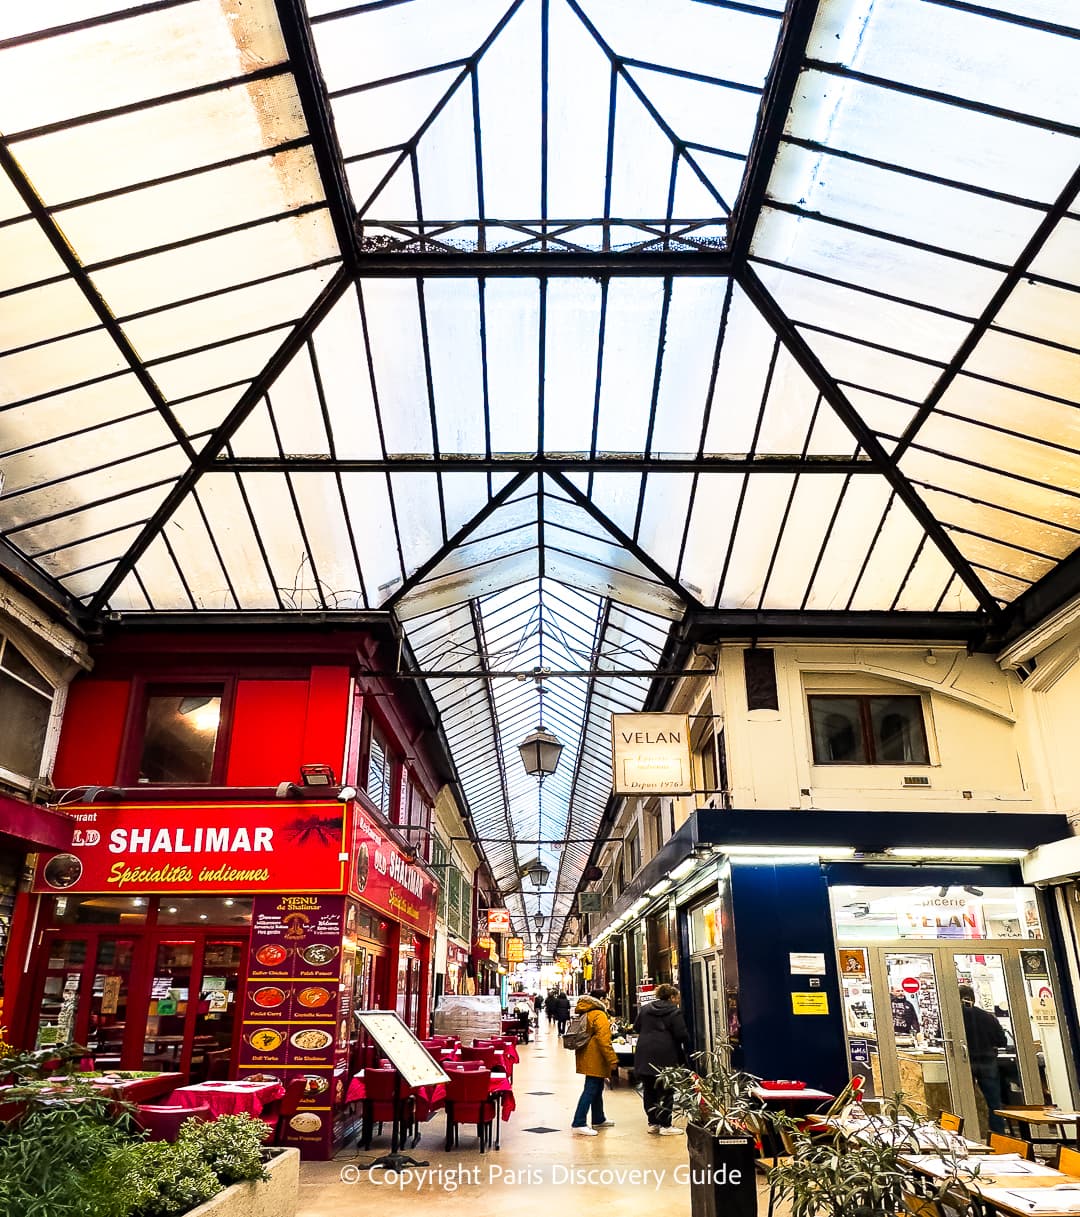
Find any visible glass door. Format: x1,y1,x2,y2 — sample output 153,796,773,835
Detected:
144,937,199,1075
871,949,965,1122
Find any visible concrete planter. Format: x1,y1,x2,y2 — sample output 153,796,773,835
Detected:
185,1148,300,1217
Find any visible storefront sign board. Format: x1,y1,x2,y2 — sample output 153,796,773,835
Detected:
349,800,437,938
32,803,348,894
611,713,692,795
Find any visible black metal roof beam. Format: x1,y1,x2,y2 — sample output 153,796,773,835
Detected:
348,250,733,275
213,454,876,474
892,160,1080,462
384,471,532,611
86,268,353,616
545,470,698,610
728,0,821,266
274,0,363,274
0,143,196,464
683,609,989,644
989,546,1080,651
739,266,1001,617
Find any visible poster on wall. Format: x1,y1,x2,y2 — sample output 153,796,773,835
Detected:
31,803,348,895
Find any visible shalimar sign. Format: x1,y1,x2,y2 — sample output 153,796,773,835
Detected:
611,713,693,795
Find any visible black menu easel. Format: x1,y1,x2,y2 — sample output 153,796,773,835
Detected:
354,1010,449,1172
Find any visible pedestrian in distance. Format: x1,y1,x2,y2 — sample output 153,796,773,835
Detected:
633,983,689,1135
534,993,544,1023
544,989,557,1023
553,989,571,1036
567,989,619,1136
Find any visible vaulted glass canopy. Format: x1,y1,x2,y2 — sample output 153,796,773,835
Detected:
2,0,1079,951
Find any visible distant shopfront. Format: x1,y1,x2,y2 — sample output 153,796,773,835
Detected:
20,797,437,1159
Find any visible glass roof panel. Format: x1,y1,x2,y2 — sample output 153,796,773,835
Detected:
190,476,285,609
0,218,69,291
10,75,310,205
785,69,1080,204
813,0,1080,126
0,277,101,352
1,329,127,403
0,2,287,133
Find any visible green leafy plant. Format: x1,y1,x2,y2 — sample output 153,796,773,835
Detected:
654,1048,764,1137
113,1139,222,1217
178,1113,270,1185
766,1092,978,1217
0,1089,137,1217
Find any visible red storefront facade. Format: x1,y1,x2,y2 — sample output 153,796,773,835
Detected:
5,625,447,1158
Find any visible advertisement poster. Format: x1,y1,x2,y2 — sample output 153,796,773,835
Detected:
237,895,346,1159
32,803,348,895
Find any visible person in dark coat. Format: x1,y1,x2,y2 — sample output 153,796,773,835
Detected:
544,990,557,1022
553,990,571,1036
633,983,689,1135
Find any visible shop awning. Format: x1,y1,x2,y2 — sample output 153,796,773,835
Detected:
0,795,75,852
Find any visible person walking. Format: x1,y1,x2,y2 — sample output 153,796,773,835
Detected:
569,989,619,1136
633,983,689,1135
553,989,571,1036
959,983,1007,1133
534,992,544,1024
544,989,557,1024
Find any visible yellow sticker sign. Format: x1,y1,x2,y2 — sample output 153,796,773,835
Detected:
791,992,829,1015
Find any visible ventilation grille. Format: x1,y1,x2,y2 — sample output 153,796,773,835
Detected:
902,775,931,787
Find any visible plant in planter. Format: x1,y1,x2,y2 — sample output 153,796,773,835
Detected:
766,1092,977,1217
656,1049,766,1217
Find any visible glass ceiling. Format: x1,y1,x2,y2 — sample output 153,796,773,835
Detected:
2,0,1079,950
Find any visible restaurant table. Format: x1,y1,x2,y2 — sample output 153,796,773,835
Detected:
0,1072,183,1120
751,1086,835,1155
346,1069,516,1148
171,1080,285,1119
995,1108,1080,1148
833,1116,990,1153
901,1153,1080,1217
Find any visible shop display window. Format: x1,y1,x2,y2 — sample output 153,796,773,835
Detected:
831,885,1042,942
157,897,253,926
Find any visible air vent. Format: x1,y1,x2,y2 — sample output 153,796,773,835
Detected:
902,775,931,787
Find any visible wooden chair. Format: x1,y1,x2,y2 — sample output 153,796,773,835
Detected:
901,1192,948,1217
1056,1146,1080,1177
989,1131,1032,1159
938,1111,964,1135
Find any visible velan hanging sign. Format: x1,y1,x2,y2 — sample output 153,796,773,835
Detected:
611,713,692,795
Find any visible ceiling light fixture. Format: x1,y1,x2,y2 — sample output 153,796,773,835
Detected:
518,726,563,779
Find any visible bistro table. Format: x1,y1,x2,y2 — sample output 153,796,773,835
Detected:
751,1085,835,1155
902,1153,1080,1217
995,1107,1080,1148
171,1079,285,1119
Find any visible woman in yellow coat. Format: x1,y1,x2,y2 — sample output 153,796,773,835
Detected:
570,990,619,1136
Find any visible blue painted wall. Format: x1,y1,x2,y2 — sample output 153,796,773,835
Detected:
728,859,849,1094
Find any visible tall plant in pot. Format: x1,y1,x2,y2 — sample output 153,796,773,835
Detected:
766,1092,976,1217
655,1049,765,1217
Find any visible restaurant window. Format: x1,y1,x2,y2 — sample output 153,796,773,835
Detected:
691,707,720,803
398,772,432,861
0,635,56,781
456,878,472,940
645,802,663,860
432,835,449,923
808,695,929,765
365,725,393,815
137,685,225,784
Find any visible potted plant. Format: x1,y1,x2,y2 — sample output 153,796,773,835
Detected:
656,1049,765,1217
766,1092,976,1217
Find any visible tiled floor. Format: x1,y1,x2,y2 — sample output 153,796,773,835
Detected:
297,1018,773,1216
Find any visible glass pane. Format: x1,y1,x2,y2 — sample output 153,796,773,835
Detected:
1019,948,1074,1112
884,950,957,1118
157,898,253,928
809,696,866,764
953,953,1021,1140
838,948,880,1098
139,693,222,783
145,938,195,1070
37,936,87,1046
869,696,929,764
0,672,51,778
88,938,136,1064
50,896,148,927
0,640,54,694
191,939,246,1082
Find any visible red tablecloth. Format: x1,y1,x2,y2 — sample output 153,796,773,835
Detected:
172,1080,285,1119
346,1071,515,1121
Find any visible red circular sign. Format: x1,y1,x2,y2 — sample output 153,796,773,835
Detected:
901,977,920,993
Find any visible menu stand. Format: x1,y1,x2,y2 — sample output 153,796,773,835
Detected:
353,1010,449,1174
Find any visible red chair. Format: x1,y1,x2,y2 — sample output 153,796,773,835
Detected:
444,1068,495,1152
445,1060,484,1072
360,1069,417,1150
266,1078,309,1143
134,1103,211,1142
460,1045,500,1069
